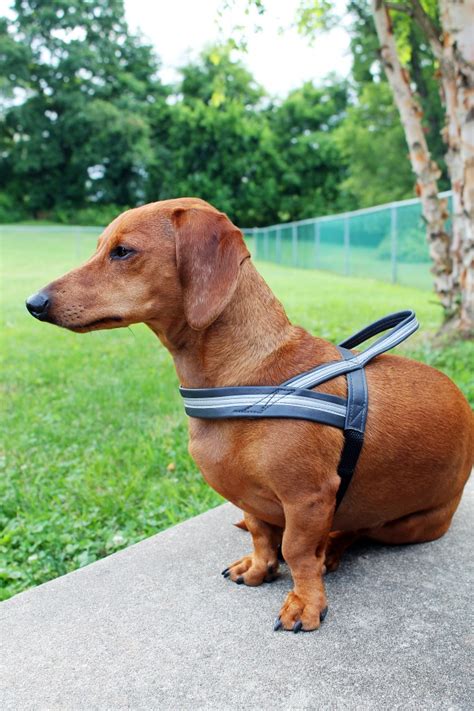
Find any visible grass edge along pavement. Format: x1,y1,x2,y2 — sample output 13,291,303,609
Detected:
1,227,472,600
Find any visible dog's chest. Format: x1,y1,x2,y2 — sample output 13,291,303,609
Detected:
188,419,281,519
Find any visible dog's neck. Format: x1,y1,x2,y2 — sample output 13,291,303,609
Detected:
148,260,296,388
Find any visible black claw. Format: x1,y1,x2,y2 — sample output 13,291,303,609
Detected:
293,620,303,633
235,575,244,585
273,617,282,631
320,606,328,622
221,567,229,576
223,571,230,579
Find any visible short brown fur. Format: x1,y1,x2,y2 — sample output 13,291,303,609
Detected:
31,198,473,631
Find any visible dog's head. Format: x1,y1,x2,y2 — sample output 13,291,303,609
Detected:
26,198,250,336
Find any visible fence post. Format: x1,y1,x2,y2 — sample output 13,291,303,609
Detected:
314,221,320,269
390,205,398,283
344,216,350,276
276,227,282,263
292,224,298,267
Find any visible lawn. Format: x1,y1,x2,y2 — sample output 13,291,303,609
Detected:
1,226,472,601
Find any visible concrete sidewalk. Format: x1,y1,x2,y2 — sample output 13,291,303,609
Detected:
1,480,472,711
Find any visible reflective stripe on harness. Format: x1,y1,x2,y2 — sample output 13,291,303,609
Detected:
180,311,419,508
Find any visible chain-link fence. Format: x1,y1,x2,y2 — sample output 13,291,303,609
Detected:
2,191,451,291
244,191,452,290
1,224,102,266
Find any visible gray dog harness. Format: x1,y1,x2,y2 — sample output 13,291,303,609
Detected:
180,311,419,508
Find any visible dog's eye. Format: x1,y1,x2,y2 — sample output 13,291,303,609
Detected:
110,245,136,261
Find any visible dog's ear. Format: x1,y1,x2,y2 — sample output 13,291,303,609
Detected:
172,207,250,331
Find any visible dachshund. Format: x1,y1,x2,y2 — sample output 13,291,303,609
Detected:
26,198,473,632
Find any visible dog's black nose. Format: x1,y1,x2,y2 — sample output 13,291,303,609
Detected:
26,291,50,320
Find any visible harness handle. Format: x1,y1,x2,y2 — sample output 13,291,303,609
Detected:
338,310,418,351
283,310,418,391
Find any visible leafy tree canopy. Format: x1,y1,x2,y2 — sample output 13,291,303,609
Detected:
335,82,414,207
1,0,165,215
0,0,444,226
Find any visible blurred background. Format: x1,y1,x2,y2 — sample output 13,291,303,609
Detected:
1,1,472,600
0,0,449,226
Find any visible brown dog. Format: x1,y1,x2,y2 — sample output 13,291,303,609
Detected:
26,198,473,632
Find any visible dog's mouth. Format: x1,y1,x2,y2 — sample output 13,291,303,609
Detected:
63,316,124,332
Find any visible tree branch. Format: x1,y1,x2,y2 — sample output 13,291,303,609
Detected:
385,2,412,14
384,0,443,60
409,0,443,60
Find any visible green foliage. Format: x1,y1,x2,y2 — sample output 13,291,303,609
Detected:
0,0,450,225
296,0,449,192
148,47,350,225
335,83,415,207
0,0,165,215
179,43,264,108
146,47,281,226
153,99,280,226
52,203,127,226
1,227,471,599
296,0,339,36
1,5,353,227
387,2,447,187
346,0,380,85
269,78,350,220
0,191,26,222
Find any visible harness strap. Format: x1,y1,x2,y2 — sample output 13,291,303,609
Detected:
335,346,368,507
179,310,419,510
283,310,418,391
180,385,348,429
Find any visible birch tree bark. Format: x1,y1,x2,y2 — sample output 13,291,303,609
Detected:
371,0,453,311
408,0,465,319
439,0,474,335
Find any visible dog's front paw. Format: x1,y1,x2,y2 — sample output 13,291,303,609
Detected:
221,555,279,586
274,591,328,632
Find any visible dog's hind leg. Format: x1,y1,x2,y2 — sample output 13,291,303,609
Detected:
366,490,465,545
222,512,282,586
324,529,366,573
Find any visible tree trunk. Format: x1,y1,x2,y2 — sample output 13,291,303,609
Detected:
440,0,474,336
371,0,453,312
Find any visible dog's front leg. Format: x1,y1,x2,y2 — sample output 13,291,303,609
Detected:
223,512,282,586
275,496,333,632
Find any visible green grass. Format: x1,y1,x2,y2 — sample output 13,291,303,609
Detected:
1,226,472,600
